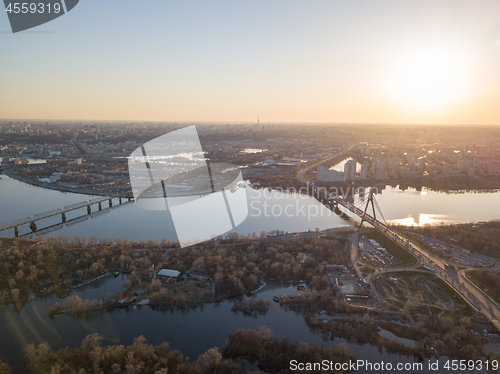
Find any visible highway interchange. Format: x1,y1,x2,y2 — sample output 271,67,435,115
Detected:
296,151,500,332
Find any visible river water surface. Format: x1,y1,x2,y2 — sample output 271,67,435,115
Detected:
0,173,498,372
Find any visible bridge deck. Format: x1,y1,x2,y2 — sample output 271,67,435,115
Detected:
64,201,89,212
0,217,32,231
34,209,63,221
89,196,110,204
328,193,500,332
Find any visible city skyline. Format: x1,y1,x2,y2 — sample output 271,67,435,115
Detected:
1,0,500,124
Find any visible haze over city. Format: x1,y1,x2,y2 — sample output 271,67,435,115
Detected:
3,1,500,373
1,0,500,124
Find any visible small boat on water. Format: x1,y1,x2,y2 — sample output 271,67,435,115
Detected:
113,272,120,277
273,296,280,302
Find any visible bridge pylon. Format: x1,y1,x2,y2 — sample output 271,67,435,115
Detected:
359,188,376,227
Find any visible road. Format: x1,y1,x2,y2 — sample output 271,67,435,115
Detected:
347,231,421,306
296,145,354,184
335,196,500,331
295,159,500,332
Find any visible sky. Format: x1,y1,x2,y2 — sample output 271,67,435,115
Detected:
1,0,500,124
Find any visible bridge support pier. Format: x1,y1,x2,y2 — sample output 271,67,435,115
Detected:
62,212,66,223
29,221,37,232
14,226,19,237
87,205,91,214
98,202,102,211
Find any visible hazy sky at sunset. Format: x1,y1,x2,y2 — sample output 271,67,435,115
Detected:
1,0,500,124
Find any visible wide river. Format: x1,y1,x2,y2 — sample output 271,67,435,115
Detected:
0,172,498,372
0,174,499,241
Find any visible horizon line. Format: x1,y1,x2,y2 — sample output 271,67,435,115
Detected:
1,118,499,127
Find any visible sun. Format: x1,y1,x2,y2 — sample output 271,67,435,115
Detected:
388,49,468,111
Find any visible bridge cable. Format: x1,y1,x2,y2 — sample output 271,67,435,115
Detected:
372,195,387,225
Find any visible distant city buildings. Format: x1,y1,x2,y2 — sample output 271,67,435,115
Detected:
317,158,368,182
360,162,368,179
372,159,386,180
360,144,370,157
344,159,357,181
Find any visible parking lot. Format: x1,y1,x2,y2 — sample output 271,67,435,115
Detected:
328,267,372,300
415,234,495,267
358,237,401,267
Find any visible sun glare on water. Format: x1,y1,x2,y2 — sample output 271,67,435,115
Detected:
388,49,469,112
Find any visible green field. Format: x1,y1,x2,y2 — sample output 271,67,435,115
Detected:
364,230,418,267
466,271,500,305
360,265,375,273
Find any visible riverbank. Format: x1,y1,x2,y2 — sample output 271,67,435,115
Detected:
2,167,118,196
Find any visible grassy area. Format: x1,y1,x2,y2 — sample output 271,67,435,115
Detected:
364,230,418,267
149,278,214,305
466,271,500,305
359,266,375,273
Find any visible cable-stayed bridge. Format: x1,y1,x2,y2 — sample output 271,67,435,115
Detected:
311,183,500,332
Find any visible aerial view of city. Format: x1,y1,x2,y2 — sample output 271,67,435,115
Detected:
1,1,500,373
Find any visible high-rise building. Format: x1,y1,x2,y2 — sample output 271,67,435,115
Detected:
458,157,474,173
344,159,357,181
360,144,370,157
418,158,425,171
317,165,346,182
360,162,368,179
374,159,385,180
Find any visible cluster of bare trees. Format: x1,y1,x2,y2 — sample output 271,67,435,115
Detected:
231,298,269,316
167,234,349,298
0,236,168,309
470,270,500,301
279,286,367,316
405,220,500,258
307,312,493,360
48,295,107,315
0,360,9,374
24,332,270,374
412,315,490,359
1,232,349,311
222,326,353,373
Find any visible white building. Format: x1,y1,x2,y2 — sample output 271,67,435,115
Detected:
317,165,345,182
360,162,368,179
157,269,181,278
344,159,357,181
360,144,370,156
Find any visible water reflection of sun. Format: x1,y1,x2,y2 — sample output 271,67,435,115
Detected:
390,213,450,226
